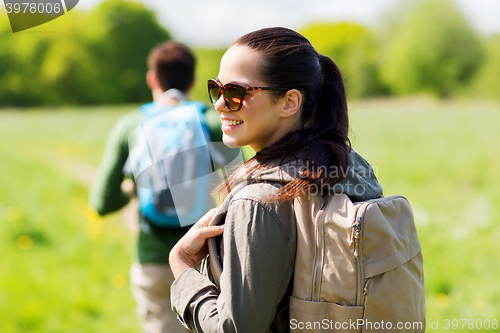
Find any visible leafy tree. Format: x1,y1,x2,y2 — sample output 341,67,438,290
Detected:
300,22,385,98
379,0,484,97
190,48,226,103
88,0,170,104
37,11,103,105
0,0,170,106
0,17,54,106
0,17,18,105
471,35,500,100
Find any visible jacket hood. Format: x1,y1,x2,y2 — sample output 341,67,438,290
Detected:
234,149,383,202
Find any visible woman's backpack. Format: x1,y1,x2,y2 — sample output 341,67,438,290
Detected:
290,193,425,332
209,185,425,332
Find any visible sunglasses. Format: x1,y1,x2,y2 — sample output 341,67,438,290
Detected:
208,79,288,112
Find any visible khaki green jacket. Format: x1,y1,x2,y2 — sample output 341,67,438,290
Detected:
171,150,383,332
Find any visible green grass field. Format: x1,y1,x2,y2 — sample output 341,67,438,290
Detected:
1,98,499,332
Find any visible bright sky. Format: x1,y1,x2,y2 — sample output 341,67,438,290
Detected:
78,0,500,47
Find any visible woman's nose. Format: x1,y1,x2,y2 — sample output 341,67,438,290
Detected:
214,94,229,113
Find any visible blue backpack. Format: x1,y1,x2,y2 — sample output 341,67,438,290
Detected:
126,101,215,228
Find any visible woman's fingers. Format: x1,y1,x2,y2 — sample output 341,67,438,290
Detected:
197,224,225,239
186,224,224,254
169,209,224,278
193,208,218,229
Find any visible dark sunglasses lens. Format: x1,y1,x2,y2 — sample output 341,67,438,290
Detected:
224,86,244,111
208,81,221,106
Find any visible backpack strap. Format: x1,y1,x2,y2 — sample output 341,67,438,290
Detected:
207,181,254,287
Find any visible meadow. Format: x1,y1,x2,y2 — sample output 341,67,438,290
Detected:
0,98,499,332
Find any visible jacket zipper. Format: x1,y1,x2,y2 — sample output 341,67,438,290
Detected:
363,277,374,296
311,199,329,302
350,202,369,306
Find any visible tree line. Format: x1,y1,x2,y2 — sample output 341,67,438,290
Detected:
0,0,169,106
300,0,499,100
0,0,498,107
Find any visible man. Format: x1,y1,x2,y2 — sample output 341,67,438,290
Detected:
90,41,222,333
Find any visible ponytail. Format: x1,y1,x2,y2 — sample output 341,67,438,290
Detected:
317,55,348,134
305,54,351,174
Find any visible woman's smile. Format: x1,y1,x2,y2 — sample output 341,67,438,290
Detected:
220,117,244,131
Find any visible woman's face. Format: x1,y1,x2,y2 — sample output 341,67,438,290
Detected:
214,44,297,152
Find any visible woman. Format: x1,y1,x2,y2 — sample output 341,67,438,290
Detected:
169,27,383,332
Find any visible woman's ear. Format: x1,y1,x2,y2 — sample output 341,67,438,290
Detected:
280,89,302,118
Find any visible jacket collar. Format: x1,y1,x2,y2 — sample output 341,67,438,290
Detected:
234,149,383,202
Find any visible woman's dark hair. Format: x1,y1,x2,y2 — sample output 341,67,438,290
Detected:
217,27,351,201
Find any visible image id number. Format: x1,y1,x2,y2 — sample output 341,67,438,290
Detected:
444,319,498,330
5,2,62,14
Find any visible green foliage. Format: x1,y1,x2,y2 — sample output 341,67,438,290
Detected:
1,0,497,106
300,22,386,98
0,0,169,106
88,0,170,103
379,0,484,97
37,11,101,105
190,48,226,103
471,35,500,100
0,16,53,105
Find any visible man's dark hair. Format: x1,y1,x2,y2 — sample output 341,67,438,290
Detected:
147,41,195,93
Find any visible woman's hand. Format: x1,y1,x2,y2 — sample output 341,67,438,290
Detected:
169,208,224,278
